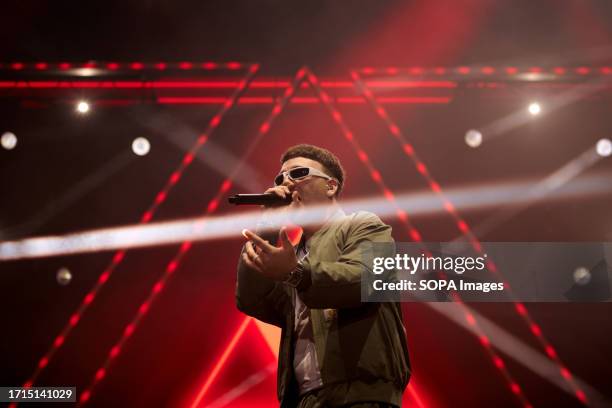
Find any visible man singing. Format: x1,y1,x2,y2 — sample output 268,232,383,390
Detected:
237,144,410,407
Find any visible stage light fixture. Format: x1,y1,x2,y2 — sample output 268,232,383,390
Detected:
1,131,17,150
74,68,101,77
596,138,611,157
573,266,591,285
528,102,541,115
132,137,151,156
465,129,482,148
56,267,72,285
76,101,90,114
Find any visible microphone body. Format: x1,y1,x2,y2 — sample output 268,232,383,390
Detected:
228,193,292,206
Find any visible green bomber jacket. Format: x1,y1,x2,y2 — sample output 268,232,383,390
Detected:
236,209,410,407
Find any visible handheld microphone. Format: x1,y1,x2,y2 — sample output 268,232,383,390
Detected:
228,193,292,206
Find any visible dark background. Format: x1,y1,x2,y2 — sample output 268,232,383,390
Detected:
1,1,612,407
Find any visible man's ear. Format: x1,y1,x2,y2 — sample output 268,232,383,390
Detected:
326,179,338,198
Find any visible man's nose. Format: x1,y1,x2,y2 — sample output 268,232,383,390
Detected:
281,174,294,188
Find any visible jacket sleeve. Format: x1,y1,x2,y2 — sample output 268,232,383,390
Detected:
235,241,292,328
298,212,395,309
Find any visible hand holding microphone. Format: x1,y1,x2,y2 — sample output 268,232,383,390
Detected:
229,186,301,240
228,186,301,207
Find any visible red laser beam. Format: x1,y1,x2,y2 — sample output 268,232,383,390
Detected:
303,68,533,407
189,317,252,408
351,68,588,405
2,61,611,80
0,79,456,89
354,65,612,77
406,382,426,408
155,96,451,105
76,68,309,405
15,63,259,401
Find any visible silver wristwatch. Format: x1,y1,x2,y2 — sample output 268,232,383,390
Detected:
284,261,305,287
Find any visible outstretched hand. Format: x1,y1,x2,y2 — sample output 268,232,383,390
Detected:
242,227,298,281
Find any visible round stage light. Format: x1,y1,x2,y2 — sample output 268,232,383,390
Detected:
77,101,89,113
1,131,17,150
132,137,151,156
465,129,482,148
573,266,591,286
76,101,90,114
528,102,541,115
596,138,611,157
56,267,72,285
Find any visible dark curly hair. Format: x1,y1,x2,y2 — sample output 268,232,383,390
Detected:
280,144,346,196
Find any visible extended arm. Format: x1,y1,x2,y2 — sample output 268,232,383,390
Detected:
236,244,291,328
